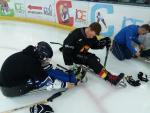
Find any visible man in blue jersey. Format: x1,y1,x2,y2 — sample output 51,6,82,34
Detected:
112,24,150,61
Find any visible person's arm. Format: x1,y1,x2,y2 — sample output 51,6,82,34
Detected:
125,31,137,55
133,37,145,51
22,45,35,55
63,29,78,65
132,37,141,45
25,63,47,87
90,37,111,49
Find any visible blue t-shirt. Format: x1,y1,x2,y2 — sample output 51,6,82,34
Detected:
114,25,141,54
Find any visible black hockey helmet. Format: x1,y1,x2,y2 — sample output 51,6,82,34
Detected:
36,41,53,60
30,104,54,113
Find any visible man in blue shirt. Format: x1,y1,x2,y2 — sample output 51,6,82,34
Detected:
112,24,150,61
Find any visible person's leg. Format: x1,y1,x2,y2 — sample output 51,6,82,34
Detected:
0,71,35,97
74,53,101,73
1,84,35,97
111,40,126,61
36,67,84,90
101,19,107,28
140,49,150,58
123,47,133,59
46,68,77,84
73,53,124,86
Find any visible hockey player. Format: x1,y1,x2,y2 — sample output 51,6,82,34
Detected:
61,22,125,86
97,12,107,28
0,41,83,97
112,24,150,61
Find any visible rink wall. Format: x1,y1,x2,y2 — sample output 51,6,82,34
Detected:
0,0,150,37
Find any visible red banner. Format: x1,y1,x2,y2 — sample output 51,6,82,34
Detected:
56,0,74,26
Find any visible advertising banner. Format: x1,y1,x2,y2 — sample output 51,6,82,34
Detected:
14,0,26,17
0,0,15,16
89,2,150,37
72,1,89,28
25,0,55,22
55,0,74,26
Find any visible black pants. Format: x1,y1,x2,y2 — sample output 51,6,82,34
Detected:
73,52,103,74
112,40,133,61
140,49,150,58
0,84,36,97
0,71,36,97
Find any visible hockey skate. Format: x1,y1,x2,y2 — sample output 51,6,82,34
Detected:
105,73,127,88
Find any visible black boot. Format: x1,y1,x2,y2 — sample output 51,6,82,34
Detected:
105,73,124,85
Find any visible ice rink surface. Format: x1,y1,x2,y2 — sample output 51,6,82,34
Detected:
0,21,150,113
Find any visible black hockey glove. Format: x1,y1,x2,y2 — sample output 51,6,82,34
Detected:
138,72,149,82
98,37,111,48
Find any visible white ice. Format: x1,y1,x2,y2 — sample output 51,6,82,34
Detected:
0,21,150,113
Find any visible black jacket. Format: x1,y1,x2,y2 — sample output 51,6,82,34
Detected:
62,27,104,65
0,46,47,87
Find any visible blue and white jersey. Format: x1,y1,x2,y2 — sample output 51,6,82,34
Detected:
27,67,77,90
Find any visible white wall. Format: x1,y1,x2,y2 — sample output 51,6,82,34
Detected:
0,0,150,37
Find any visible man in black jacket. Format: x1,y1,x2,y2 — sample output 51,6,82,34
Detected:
62,22,124,86
0,41,53,97
0,41,86,97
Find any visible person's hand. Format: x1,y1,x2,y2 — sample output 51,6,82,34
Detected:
134,52,141,58
104,37,111,48
66,82,75,89
99,37,111,48
139,44,144,51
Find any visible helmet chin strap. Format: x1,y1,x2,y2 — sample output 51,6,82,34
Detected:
41,58,51,67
